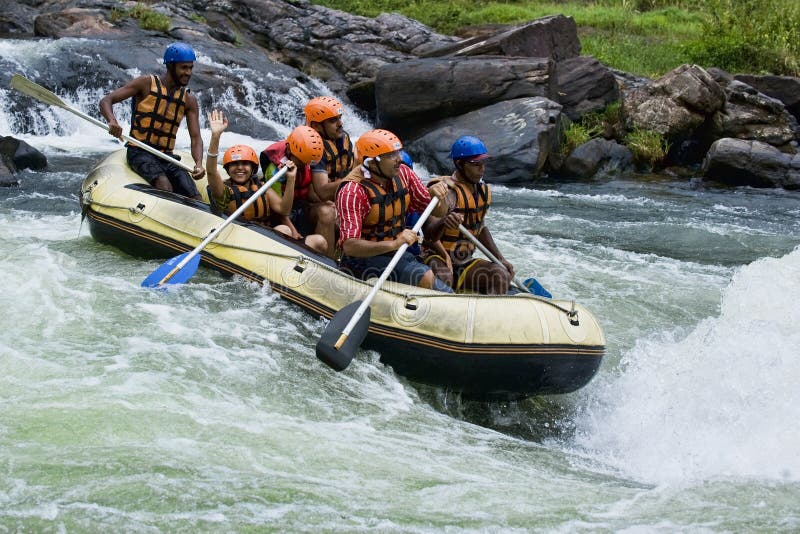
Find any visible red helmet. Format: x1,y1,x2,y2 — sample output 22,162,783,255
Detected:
222,145,259,169
287,125,324,165
304,96,344,124
356,129,402,159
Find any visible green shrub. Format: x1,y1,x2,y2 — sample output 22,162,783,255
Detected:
561,121,593,156
561,102,626,155
625,128,670,169
582,101,624,141
110,3,171,33
131,5,171,32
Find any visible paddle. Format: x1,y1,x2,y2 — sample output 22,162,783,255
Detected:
141,166,289,288
457,224,552,298
9,73,194,173
316,197,440,371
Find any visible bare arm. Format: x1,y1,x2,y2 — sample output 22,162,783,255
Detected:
478,226,515,275
342,230,418,258
98,76,150,139
267,161,298,216
205,110,227,203
312,169,346,202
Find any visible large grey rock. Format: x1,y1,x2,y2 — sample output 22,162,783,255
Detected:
735,74,800,122
0,0,37,37
238,1,457,93
375,56,555,137
711,80,797,147
624,64,726,137
34,7,125,38
562,138,633,179
556,55,620,120
408,97,563,183
702,138,800,189
423,15,580,61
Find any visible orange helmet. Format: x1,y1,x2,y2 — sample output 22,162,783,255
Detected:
356,129,402,159
222,145,259,169
287,125,324,165
304,96,344,124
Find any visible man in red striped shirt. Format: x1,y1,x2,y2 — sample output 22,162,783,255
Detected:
336,129,451,291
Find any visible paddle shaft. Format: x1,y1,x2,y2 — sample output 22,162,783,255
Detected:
334,197,440,349
156,166,289,285
10,74,195,173
457,223,529,293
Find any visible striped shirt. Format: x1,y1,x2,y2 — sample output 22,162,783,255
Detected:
337,164,431,245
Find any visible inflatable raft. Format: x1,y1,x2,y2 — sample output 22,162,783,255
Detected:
80,149,605,400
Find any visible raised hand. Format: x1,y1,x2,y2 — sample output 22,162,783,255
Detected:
207,109,228,136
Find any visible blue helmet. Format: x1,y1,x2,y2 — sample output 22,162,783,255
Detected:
400,150,414,169
163,42,196,64
450,135,488,161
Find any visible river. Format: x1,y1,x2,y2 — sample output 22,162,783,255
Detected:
1,40,799,532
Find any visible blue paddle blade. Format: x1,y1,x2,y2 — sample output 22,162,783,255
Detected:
140,252,200,288
523,277,552,299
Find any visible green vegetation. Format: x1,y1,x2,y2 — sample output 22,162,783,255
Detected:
561,102,626,156
109,2,171,32
312,0,799,76
625,128,670,168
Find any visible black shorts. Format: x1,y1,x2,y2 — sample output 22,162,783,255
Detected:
289,203,313,237
126,146,199,198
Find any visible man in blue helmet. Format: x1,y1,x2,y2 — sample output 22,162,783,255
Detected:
423,135,513,294
99,42,205,199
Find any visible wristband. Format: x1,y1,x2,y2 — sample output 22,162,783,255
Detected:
207,152,218,158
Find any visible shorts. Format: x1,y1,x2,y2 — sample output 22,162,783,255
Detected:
289,203,313,237
127,145,199,198
341,251,431,287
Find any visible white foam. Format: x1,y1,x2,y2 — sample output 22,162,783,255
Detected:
574,246,800,483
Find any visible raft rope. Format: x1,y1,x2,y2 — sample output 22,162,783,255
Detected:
85,198,581,318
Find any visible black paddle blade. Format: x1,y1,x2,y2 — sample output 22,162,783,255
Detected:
316,301,371,371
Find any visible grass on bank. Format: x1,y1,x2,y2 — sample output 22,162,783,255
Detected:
312,0,799,77
109,3,171,32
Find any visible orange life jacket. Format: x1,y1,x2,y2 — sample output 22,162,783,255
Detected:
323,133,355,181
129,74,187,153
430,174,491,262
343,167,410,242
224,178,270,222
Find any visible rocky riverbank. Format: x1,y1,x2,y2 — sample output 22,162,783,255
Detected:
1,0,798,188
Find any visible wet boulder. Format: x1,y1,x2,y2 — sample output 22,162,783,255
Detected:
408,97,563,184
0,136,48,186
